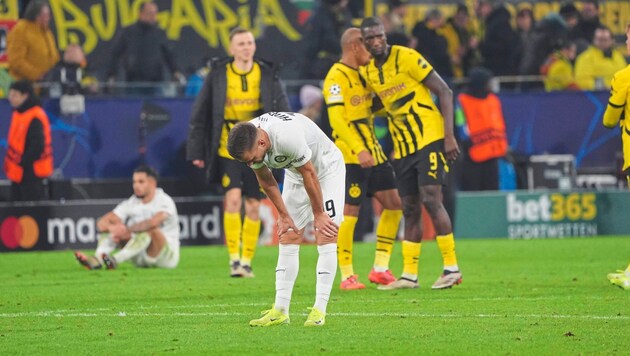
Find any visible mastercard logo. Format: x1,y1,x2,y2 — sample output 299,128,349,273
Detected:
0,216,39,249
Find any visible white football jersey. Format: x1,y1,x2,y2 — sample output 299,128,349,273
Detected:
113,188,180,250
250,112,343,183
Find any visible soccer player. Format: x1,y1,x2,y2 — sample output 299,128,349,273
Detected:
323,28,403,290
602,21,630,291
359,17,462,290
74,166,179,270
186,27,290,278
227,112,344,327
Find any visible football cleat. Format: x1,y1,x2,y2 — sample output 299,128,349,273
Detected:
368,269,396,285
101,253,118,270
249,307,289,327
340,275,365,290
377,277,419,290
241,265,255,278
74,251,102,270
607,270,628,281
304,307,326,327
431,271,463,289
230,261,245,277
609,276,630,290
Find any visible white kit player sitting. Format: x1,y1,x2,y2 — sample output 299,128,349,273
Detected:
74,165,180,270
227,111,345,327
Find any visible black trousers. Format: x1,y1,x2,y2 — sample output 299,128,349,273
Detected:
11,178,47,202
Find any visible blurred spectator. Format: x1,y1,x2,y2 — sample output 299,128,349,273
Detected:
442,4,478,78
570,0,601,53
412,9,453,80
455,67,508,191
184,58,210,97
7,0,59,82
575,26,627,90
514,7,535,74
540,39,579,91
298,84,324,122
519,3,579,76
380,0,414,47
4,80,53,201
301,0,352,79
49,44,98,96
478,2,519,76
107,1,183,94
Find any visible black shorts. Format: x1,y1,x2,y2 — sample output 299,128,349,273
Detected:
391,139,448,197
345,162,397,206
217,157,266,199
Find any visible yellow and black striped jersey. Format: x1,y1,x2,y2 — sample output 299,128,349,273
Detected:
360,45,445,159
603,64,630,172
219,62,263,158
323,62,388,165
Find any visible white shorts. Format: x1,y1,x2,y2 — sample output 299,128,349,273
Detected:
281,167,346,230
131,243,179,269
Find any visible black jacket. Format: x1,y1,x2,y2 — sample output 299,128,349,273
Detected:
186,57,290,181
107,22,178,81
479,6,519,76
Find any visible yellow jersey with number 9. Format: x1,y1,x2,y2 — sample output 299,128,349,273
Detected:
360,45,444,159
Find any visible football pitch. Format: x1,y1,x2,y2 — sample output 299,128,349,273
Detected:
1,236,629,354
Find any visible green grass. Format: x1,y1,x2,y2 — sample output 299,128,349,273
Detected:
1,237,629,355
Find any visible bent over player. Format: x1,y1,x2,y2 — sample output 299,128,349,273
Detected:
74,166,179,270
227,112,344,327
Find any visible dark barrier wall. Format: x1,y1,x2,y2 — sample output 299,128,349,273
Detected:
0,91,621,179
0,197,224,252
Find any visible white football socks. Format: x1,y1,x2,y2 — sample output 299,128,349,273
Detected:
95,233,117,263
314,243,337,314
113,233,151,263
274,244,300,315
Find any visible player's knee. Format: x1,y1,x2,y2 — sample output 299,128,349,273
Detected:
316,232,337,245
279,231,303,244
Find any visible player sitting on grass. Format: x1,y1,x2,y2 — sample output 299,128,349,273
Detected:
74,165,180,270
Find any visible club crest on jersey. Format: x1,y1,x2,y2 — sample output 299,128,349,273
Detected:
349,184,361,198
222,174,231,187
274,156,288,163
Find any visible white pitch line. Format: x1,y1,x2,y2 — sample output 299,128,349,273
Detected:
0,310,627,321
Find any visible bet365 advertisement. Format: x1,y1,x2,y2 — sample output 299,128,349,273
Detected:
455,190,630,239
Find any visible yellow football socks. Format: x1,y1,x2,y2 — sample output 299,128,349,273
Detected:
436,233,459,271
224,212,242,262
374,209,402,270
402,240,421,280
337,215,358,280
241,217,261,266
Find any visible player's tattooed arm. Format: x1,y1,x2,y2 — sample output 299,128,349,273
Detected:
126,211,170,234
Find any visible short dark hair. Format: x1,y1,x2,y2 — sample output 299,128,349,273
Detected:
360,16,383,31
23,0,48,21
227,122,258,161
229,27,251,41
9,80,34,97
559,3,579,20
584,0,599,9
134,165,158,180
